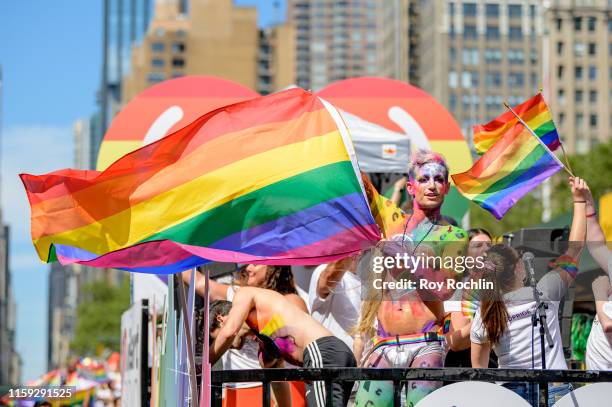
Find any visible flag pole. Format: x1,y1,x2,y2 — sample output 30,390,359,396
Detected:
177,271,199,405
503,102,574,177
199,266,211,407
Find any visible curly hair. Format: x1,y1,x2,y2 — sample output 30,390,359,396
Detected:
237,265,298,295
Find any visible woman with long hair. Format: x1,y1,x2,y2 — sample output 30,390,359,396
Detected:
444,228,493,367
471,177,589,406
185,265,307,407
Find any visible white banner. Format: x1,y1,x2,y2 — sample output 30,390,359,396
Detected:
120,302,143,407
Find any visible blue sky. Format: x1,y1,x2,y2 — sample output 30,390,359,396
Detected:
0,0,283,383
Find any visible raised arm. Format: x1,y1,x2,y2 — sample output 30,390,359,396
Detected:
584,186,611,277
592,276,612,334
210,289,255,364
317,256,357,299
549,177,588,286
182,269,230,301
566,177,588,260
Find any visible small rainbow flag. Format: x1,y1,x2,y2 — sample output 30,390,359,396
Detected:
21,89,380,273
473,93,560,155
452,118,563,220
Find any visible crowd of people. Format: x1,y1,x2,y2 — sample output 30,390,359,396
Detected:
187,149,610,407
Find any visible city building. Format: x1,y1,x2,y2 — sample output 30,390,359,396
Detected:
47,263,77,370
257,23,296,94
0,224,20,386
419,0,543,148
98,0,153,158
287,0,411,91
544,0,611,153
122,0,259,104
0,65,21,386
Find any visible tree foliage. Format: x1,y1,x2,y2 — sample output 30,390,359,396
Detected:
70,278,130,356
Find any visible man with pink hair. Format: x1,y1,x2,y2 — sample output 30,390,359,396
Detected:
354,149,468,406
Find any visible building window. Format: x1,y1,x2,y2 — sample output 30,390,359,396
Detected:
485,48,502,63
508,49,524,64
172,58,185,68
574,42,585,56
449,2,455,16
530,72,538,88
575,113,583,128
147,72,166,83
485,71,502,86
588,17,596,32
463,3,477,17
486,25,500,40
574,17,582,31
558,113,565,126
151,58,165,67
575,90,583,103
449,71,458,88
557,65,564,78
556,18,562,31
462,48,479,65
588,65,597,80
508,72,524,87
485,4,499,17
558,89,565,105
464,24,477,39
151,42,165,52
589,90,597,103
172,42,185,53
508,26,522,40
449,47,456,63
575,66,583,79
508,5,522,18
588,43,596,55
530,5,536,18
557,41,563,55
449,92,457,112
590,114,597,127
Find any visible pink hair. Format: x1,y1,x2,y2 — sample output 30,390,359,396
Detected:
407,149,449,180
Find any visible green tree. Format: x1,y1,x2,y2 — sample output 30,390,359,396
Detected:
550,141,612,216
70,278,130,356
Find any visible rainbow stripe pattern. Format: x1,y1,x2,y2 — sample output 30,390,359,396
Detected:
21,89,380,273
452,115,563,220
473,93,561,155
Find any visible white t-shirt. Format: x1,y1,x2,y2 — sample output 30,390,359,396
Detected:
308,264,362,349
586,294,612,371
471,271,569,369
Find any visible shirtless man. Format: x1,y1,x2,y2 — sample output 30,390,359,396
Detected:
210,286,357,407
355,149,468,406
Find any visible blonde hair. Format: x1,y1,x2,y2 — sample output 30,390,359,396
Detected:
352,244,402,337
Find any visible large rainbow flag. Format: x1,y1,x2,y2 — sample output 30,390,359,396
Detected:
473,93,560,155
452,116,563,220
21,89,381,273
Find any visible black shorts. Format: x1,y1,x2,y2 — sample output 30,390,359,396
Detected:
303,336,356,407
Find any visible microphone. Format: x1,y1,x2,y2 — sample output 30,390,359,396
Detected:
522,251,536,288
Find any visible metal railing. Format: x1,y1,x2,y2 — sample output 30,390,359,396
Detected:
209,367,612,407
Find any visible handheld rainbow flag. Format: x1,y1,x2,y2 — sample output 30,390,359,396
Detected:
473,93,560,155
20,89,381,273
452,107,564,219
